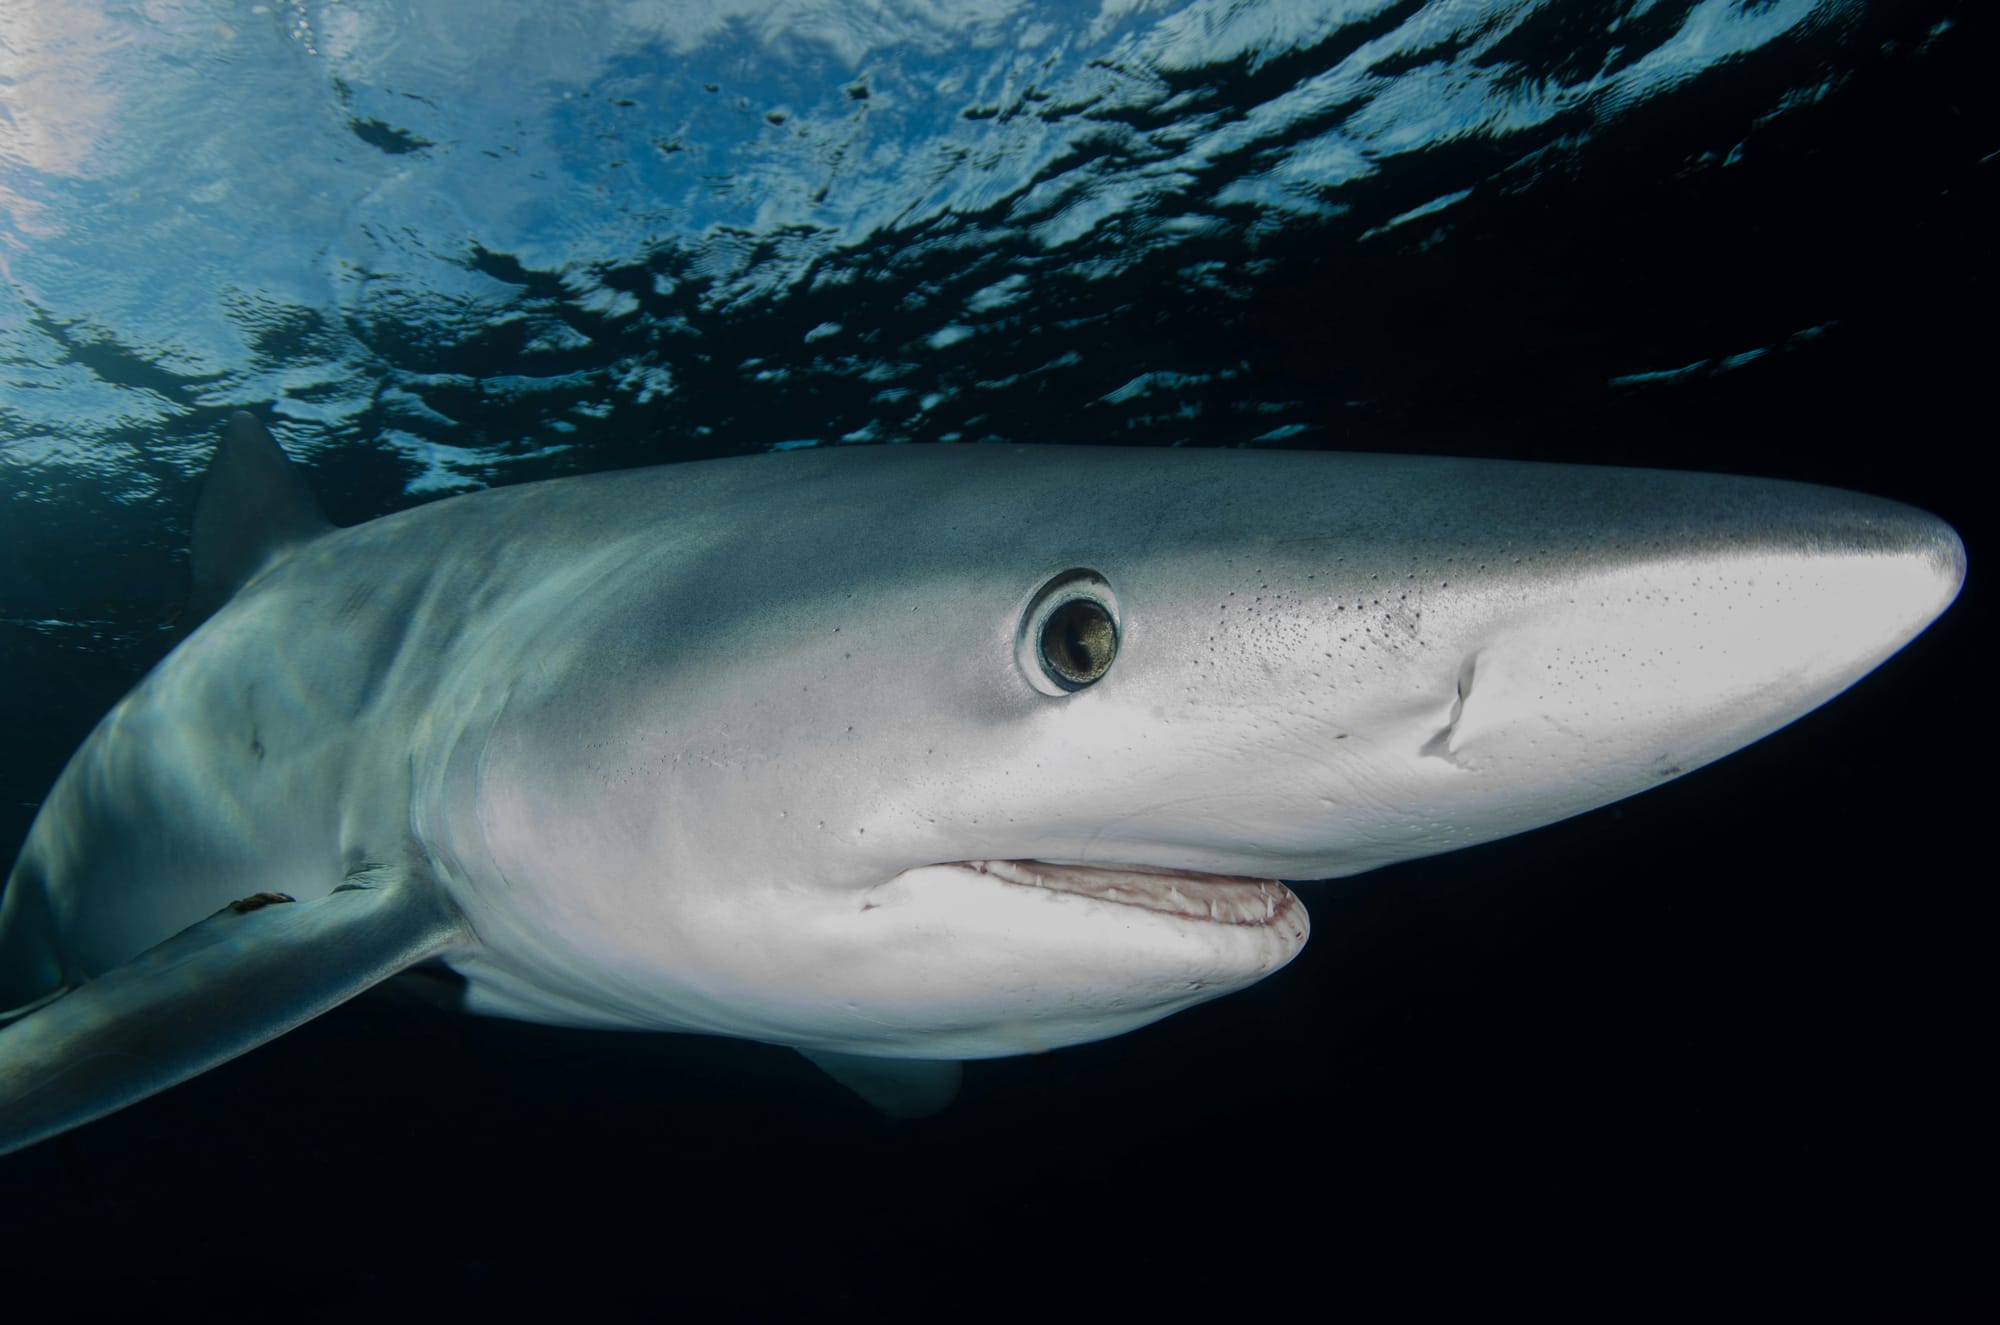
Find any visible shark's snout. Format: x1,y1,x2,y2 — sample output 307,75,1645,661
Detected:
1306,490,1966,873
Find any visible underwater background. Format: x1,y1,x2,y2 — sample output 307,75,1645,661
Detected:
1,1,1988,1317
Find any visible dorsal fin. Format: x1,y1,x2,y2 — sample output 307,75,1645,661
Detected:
186,411,334,625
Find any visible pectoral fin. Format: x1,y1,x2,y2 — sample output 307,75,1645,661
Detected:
0,878,467,1156
799,1049,963,1119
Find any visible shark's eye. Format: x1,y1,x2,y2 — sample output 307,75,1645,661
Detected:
1018,570,1120,695
1043,600,1116,686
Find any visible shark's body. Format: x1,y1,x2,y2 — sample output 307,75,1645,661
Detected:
0,415,1964,1152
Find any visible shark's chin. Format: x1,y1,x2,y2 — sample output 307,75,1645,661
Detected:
953,860,1301,928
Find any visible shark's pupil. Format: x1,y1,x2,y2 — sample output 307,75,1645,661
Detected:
1043,599,1117,688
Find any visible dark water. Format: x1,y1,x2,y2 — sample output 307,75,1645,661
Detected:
0,1,1989,1316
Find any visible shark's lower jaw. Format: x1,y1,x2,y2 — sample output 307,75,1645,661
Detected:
958,860,1301,927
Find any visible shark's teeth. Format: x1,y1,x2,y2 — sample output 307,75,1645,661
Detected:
962,860,1300,928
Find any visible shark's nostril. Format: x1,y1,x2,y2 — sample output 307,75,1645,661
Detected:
1421,653,1479,761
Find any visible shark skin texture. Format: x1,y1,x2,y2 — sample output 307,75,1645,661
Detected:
0,412,1965,1152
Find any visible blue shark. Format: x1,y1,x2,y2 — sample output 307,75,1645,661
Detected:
0,414,1964,1151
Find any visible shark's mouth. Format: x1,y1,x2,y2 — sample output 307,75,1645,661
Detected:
961,860,1300,927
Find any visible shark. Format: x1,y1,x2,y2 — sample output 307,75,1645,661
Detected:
0,413,1964,1153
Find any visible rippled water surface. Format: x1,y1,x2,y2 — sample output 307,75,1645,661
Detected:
0,1,1961,467
0,1,1987,1316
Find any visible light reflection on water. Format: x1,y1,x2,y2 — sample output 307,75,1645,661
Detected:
3,0,1866,479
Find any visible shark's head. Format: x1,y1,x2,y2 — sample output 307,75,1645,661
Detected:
433,445,1962,1059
